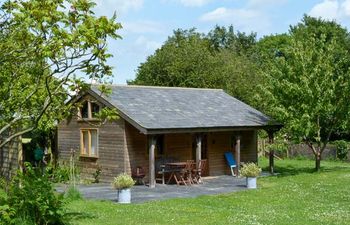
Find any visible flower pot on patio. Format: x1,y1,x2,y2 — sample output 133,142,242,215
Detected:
112,173,135,204
118,188,131,203
246,177,257,189
239,163,261,189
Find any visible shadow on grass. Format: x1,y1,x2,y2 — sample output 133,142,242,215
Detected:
262,162,350,178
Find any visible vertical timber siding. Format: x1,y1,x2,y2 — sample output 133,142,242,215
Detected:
0,137,21,179
124,122,148,176
207,131,257,176
164,133,192,161
57,115,125,183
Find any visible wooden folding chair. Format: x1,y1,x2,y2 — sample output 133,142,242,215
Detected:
177,160,194,186
193,159,207,184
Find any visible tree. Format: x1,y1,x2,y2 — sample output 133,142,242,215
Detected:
0,0,121,148
259,16,350,171
207,25,257,56
129,27,260,104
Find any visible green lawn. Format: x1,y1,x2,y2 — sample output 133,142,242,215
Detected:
64,158,350,225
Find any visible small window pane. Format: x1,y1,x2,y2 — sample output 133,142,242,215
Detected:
90,130,97,156
91,103,100,118
81,102,89,118
82,131,89,154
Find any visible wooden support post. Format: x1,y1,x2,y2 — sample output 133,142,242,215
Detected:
235,135,241,176
196,135,202,167
268,131,274,174
148,136,156,188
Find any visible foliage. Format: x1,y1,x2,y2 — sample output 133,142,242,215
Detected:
240,163,261,177
112,173,135,190
5,163,65,225
46,163,71,183
0,0,121,148
266,140,289,154
258,15,350,170
129,27,260,105
65,159,350,225
64,186,82,202
93,166,102,183
0,177,7,190
333,140,349,160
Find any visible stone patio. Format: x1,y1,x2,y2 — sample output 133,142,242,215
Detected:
56,175,248,203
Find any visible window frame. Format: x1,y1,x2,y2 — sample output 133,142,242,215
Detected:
77,99,101,121
80,128,99,158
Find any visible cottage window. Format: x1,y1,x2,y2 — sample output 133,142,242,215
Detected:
80,129,98,157
81,102,89,118
91,102,100,117
79,100,100,119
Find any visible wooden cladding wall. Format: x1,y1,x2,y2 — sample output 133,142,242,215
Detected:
57,114,125,183
164,133,193,161
207,132,231,176
0,137,21,180
207,131,257,176
124,122,148,176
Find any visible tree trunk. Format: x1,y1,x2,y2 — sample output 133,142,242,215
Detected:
315,152,321,172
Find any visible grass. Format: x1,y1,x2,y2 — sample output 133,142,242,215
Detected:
64,158,350,225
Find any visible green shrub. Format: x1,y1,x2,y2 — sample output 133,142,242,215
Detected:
333,140,349,160
0,204,16,224
46,161,80,184
267,140,288,154
46,163,70,183
0,177,7,191
6,163,65,225
240,163,262,177
64,186,82,201
93,166,102,183
112,173,135,189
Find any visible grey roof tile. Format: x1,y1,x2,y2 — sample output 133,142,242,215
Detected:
90,85,273,130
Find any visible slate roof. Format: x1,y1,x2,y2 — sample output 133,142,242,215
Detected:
89,85,278,134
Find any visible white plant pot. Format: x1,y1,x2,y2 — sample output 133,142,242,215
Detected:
246,177,257,189
118,188,131,203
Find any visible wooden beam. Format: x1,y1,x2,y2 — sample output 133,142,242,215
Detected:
196,134,202,167
235,135,241,176
148,135,156,188
268,131,274,174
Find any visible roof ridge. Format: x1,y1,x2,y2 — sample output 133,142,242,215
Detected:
92,84,224,91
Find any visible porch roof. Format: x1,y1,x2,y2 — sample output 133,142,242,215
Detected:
89,85,281,134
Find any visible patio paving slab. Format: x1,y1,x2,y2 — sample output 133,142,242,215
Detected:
56,175,248,203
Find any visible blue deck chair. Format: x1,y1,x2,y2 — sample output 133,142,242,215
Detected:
224,152,237,176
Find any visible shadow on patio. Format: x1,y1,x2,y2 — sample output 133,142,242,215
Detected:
57,176,247,203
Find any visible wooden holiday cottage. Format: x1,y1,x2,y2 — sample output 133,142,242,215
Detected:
57,85,279,187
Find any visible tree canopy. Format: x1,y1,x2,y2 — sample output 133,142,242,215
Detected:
258,15,350,170
130,16,350,171
129,27,260,105
0,0,121,148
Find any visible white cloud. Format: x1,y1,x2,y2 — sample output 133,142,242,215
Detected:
178,0,212,7
308,0,350,21
342,0,350,16
163,0,211,7
95,0,143,15
199,6,270,34
247,0,287,8
309,0,339,20
123,21,166,34
135,36,162,52
197,0,291,35
200,7,260,22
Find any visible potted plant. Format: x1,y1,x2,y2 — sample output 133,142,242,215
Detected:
240,163,261,189
112,173,135,203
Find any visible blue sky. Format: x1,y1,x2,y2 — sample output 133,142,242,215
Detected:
92,0,350,84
